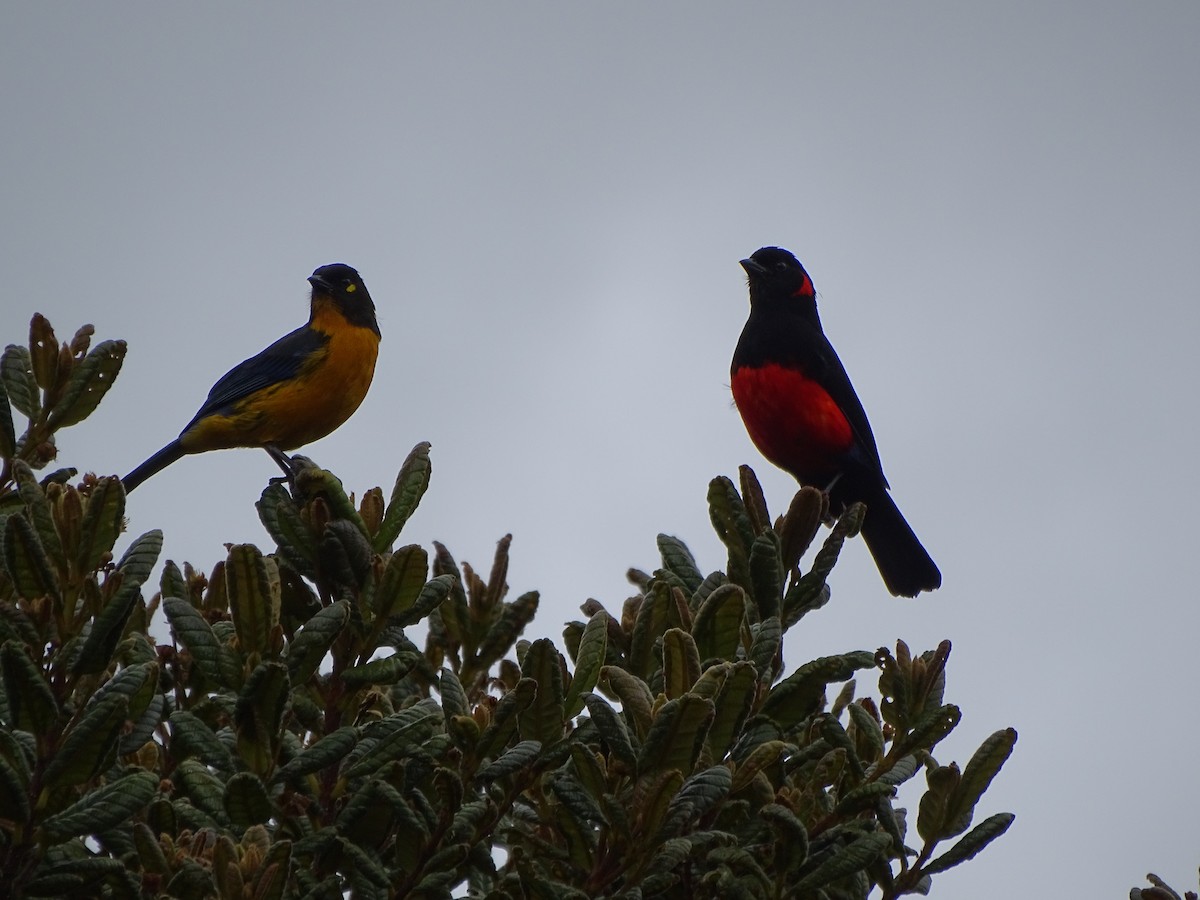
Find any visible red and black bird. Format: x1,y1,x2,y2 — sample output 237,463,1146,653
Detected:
731,247,941,596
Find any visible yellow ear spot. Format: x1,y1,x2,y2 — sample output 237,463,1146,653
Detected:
345,283,357,293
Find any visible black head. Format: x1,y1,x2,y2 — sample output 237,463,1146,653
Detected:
739,247,816,305
308,263,380,336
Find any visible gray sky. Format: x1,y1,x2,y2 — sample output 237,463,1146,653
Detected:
4,3,1198,895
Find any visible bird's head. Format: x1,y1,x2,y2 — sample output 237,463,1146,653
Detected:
309,263,380,337
740,247,816,307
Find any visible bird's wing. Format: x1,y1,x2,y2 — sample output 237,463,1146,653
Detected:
806,332,890,485
185,325,330,424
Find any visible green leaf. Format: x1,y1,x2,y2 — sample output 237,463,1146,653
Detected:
477,739,542,782
833,781,897,817
568,743,607,801
344,700,443,779
789,503,863,614
759,651,877,731
318,519,375,593
28,315,59,393
92,660,159,723
116,528,162,584
940,728,1018,839
256,483,318,581
235,662,289,775
340,651,420,686
46,339,126,429
0,729,32,821
4,512,59,601
1,344,39,419
169,708,235,771
250,840,291,900
474,589,539,673
878,753,921,787
847,701,884,765
226,544,280,659
691,583,745,662
629,580,677,680
284,599,350,684
778,486,825,573
476,679,536,763
373,441,432,552
372,543,427,620
705,661,757,760
629,768,684,840
162,597,237,689
174,758,229,824
662,628,701,700
794,830,892,892
563,611,607,718
659,764,732,837
393,573,454,628
749,616,782,685
657,534,703,594
582,692,637,773
43,693,128,790
122,692,164,756
275,726,359,783
518,638,565,746
748,529,784,620
600,665,654,740
730,739,790,792
690,661,730,702
76,476,124,575
708,476,755,589
24,858,139,898
550,768,604,832
781,579,831,629
224,771,272,830
761,803,809,877
738,464,771,534
895,703,962,759
439,668,468,719
1,640,59,732
821,713,866,781
72,530,161,675
923,812,1015,876
0,602,40,655
918,761,960,843
639,693,714,776
41,769,158,843
12,460,65,573
0,376,16,459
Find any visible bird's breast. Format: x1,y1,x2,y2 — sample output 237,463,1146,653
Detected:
730,362,853,481
263,324,379,449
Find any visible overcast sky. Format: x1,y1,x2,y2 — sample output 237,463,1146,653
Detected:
4,4,1198,896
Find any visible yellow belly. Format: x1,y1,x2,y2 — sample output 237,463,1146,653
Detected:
181,323,379,452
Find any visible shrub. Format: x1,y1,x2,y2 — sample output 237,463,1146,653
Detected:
0,315,1015,898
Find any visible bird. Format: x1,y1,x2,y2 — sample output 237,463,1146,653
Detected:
730,246,940,597
123,263,380,493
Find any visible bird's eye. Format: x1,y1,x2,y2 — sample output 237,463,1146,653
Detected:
776,262,789,272
345,283,357,293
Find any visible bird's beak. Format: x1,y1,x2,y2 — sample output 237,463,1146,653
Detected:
308,274,331,291
740,258,768,277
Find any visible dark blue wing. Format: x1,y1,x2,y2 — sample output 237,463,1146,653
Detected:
183,325,329,427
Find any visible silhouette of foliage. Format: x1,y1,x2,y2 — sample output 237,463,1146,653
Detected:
0,315,1016,898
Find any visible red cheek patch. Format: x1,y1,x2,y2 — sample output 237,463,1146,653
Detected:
792,272,814,298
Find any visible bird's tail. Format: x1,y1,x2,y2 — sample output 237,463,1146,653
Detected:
123,440,186,493
858,486,942,597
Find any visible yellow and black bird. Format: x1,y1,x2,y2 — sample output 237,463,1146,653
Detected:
123,263,380,492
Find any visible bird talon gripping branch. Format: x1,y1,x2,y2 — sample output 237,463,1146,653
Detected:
730,247,940,597
123,263,380,493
